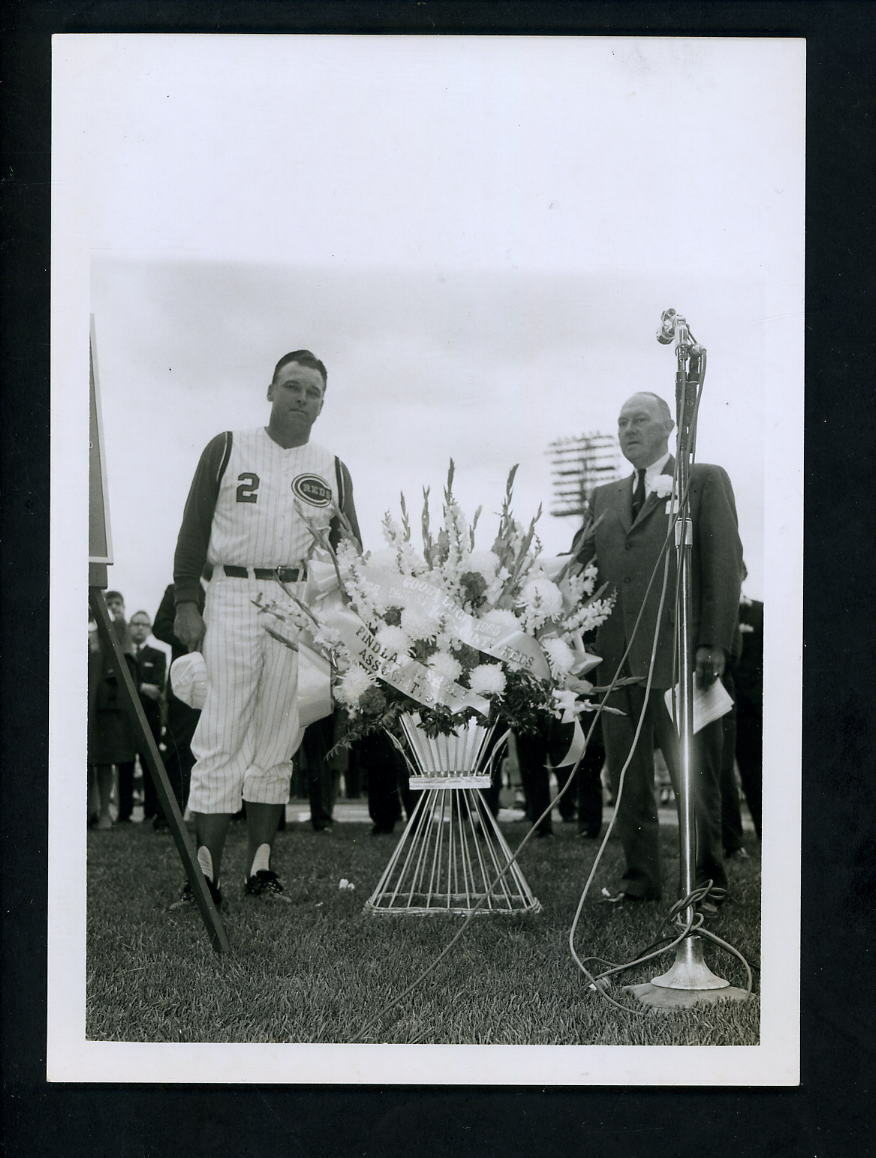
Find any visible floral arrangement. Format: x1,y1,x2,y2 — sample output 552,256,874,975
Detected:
256,463,616,748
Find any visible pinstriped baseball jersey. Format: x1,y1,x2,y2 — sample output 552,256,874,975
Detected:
206,430,337,569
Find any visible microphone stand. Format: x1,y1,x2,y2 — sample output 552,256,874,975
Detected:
629,310,746,1006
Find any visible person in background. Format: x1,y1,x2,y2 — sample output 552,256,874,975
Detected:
100,591,140,823
298,713,339,832
351,730,415,836
153,581,205,830
121,610,167,825
721,579,763,850
104,590,133,654
87,610,137,829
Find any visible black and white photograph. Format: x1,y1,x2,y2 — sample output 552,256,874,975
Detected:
49,33,804,1084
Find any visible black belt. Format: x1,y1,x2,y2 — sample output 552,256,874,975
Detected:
223,565,306,582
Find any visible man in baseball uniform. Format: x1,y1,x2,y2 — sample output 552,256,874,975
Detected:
171,350,360,908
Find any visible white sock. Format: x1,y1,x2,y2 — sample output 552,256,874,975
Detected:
197,845,214,882
250,843,271,877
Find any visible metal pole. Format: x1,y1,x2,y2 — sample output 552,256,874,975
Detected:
649,311,729,992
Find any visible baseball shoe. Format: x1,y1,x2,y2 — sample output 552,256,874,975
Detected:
244,869,293,903
168,875,223,911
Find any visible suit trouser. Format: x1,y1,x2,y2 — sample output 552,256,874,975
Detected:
139,704,163,819
602,683,727,899
358,733,414,832
300,715,337,829
734,689,762,838
515,726,604,834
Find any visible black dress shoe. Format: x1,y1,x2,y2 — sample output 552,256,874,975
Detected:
599,890,661,905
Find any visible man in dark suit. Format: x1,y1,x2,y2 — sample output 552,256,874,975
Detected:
122,610,167,824
580,391,743,906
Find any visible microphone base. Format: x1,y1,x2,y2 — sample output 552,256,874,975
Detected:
623,981,750,1010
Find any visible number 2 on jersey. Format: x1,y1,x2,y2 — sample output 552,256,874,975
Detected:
236,472,260,503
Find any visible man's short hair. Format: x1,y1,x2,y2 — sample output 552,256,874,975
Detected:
630,392,673,425
130,611,151,624
272,350,328,389
104,590,124,603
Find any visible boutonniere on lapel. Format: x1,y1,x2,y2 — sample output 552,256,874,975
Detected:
648,475,673,499
647,474,678,514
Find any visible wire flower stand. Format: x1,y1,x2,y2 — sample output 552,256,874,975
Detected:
363,714,541,917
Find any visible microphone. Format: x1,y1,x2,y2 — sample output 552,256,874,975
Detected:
657,308,678,345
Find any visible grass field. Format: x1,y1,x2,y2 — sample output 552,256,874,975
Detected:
86,811,761,1046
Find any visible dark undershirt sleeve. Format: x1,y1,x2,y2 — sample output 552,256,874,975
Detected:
173,433,228,606
329,458,363,551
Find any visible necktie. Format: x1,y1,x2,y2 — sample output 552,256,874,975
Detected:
631,468,646,520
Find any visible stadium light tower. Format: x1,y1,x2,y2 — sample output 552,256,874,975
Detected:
547,432,621,519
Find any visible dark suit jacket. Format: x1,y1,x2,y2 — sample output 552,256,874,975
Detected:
731,597,763,708
584,456,743,689
133,644,166,729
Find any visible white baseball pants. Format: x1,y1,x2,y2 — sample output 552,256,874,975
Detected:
188,575,304,813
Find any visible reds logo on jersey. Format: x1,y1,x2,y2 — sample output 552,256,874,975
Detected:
291,473,332,507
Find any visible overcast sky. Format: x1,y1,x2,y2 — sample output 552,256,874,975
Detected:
61,35,805,618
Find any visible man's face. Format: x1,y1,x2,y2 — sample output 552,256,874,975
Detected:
617,394,673,469
267,362,325,430
105,594,125,620
130,616,151,645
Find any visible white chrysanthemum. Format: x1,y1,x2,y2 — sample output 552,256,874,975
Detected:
400,604,442,641
428,650,463,682
334,665,376,707
374,624,412,656
469,663,507,696
542,636,575,675
464,550,500,580
481,607,521,632
520,577,564,619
